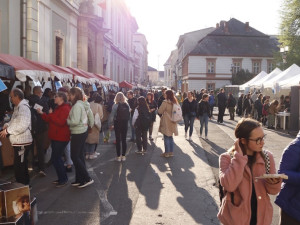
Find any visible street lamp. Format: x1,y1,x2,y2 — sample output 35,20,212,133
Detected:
280,46,289,69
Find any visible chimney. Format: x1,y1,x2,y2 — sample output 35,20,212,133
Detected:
245,22,250,31
224,22,229,34
216,23,220,28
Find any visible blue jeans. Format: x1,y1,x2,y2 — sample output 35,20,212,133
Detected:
163,135,174,153
51,140,69,183
200,113,209,136
85,143,96,155
184,114,195,137
130,117,135,140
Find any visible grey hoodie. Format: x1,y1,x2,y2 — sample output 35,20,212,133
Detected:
67,100,94,134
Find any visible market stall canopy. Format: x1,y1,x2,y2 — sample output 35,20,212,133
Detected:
249,68,282,89
119,81,133,89
239,71,268,90
0,54,50,82
67,67,94,84
278,73,300,89
0,62,15,79
263,64,300,89
33,62,73,82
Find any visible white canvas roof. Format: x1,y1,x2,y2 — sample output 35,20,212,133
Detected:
278,73,300,89
249,68,282,89
263,64,300,89
239,71,268,90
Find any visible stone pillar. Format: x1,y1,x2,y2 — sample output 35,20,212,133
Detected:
77,17,89,71
95,31,104,74
26,0,38,60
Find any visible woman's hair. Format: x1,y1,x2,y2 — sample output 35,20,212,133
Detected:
188,91,194,98
92,92,102,104
234,118,262,155
56,91,67,103
43,88,51,97
137,96,149,111
114,92,127,104
165,90,178,104
70,87,83,104
147,92,154,103
271,99,279,106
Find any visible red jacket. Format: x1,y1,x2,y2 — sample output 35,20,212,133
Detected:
41,103,71,142
218,150,282,225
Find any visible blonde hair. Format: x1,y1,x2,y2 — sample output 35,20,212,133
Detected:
114,92,127,104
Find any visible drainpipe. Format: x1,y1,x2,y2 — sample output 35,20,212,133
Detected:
21,0,27,57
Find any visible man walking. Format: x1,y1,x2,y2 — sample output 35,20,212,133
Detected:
29,86,49,176
217,88,227,123
0,88,32,185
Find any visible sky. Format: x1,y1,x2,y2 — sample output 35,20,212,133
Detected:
125,0,283,71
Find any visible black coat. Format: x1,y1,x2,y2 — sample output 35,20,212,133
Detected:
217,92,227,107
28,94,49,133
197,100,211,118
181,98,197,117
147,99,157,122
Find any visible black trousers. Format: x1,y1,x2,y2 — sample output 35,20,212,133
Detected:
34,130,47,171
218,106,226,123
280,209,300,225
135,127,148,151
13,145,31,185
114,120,128,157
149,122,154,136
71,132,91,183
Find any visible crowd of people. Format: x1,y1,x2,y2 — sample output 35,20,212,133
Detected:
0,84,299,225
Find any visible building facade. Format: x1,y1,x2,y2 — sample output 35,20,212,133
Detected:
0,0,148,85
171,18,278,92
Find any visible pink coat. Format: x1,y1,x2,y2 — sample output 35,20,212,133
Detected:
218,150,282,225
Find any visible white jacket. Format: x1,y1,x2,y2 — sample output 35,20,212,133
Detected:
5,99,32,146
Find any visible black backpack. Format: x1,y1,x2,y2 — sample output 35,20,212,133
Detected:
136,108,151,131
26,105,38,136
218,150,270,206
116,103,130,121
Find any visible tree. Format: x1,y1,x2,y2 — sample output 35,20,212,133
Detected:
231,69,254,85
278,0,300,67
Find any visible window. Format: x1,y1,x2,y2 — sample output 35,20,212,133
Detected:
206,58,216,74
55,37,63,66
267,60,274,73
207,83,215,91
252,60,261,75
232,59,242,74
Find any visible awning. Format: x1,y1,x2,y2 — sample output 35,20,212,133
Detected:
0,62,15,79
0,54,50,82
119,81,133,89
67,67,95,84
34,63,73,82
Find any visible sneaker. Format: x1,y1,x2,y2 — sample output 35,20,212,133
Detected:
160,153,169,158
168,152,174,157
39,170,46,177
149,136,153,141
135,150,143,154
78,179,94,188
71,181,80,187
121,156,126,161
188,136,192,141
200,134,202,138
115,157,121,162
95,152,100,156
52,180,59,184
184,132,187,139
85,155,89,160
205,136,208,140
56,181,68,188
89,154,98,159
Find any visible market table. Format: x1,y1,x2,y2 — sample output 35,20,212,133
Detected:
275,112,291,130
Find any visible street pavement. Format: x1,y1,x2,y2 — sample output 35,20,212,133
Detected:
29,114,295,225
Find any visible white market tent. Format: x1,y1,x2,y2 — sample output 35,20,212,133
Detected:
278,73,300,89
249,68,282,89
239,71,268,90
263,64,300,89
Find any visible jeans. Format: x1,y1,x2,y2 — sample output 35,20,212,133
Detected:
114,120,128,156
184,114,195,137
129,117,135,140
218,106,226,123
71,132,91,183
163,135,174,153
13,145,31,185
210,105,214,117
51,140,68,183
136,127,148,151
64,142,73,166
85,143,97,155
200,113,209,136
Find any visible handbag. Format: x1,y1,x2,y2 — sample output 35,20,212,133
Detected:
95,113,102,130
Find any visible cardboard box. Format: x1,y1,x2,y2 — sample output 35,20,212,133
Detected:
0,183,30,219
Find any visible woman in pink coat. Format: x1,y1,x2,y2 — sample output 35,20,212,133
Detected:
218,118,282,225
